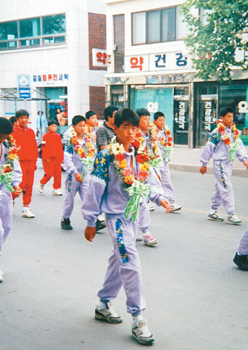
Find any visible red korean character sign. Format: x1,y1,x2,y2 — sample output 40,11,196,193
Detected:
92,48,108,67
124,55,148,73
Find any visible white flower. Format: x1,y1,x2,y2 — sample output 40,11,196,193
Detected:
111,143,125,155
69,130,77,138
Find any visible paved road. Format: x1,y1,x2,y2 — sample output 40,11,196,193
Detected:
0,161,248,350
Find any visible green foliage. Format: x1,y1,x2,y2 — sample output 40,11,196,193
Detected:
180,0,248,82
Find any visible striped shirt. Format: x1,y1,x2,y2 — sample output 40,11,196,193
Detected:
96,122,115,152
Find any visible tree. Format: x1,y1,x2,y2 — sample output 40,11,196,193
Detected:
180,0,248,82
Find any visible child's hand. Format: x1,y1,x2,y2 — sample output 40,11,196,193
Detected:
200,166,207,175
74,173,82,182
13,185,22,198
243,160,248,169
160,199,171,213
85,226,96,242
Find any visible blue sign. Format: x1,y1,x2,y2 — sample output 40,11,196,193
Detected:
18,75,31,99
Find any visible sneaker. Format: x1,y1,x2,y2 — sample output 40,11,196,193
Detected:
0,269,3,283
96,219,106,232
95,302,123,324
38,183,44,193
227,214,241,225
53,189,63,196
208,211,224,222
22,208,35,218
170,203,182,212
233,253,248,271
148,204,155,211
132,319,154,345
61,218,73,230
136,233,143,242
144,233,158,247
98,213,105,222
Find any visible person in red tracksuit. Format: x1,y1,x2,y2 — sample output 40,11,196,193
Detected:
38,120,63,196
12,109,38,218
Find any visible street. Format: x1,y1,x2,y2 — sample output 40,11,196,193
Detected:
0,161,248,350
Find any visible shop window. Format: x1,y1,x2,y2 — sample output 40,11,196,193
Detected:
132,6,187,45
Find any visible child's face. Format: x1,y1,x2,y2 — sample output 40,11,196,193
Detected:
48,124,57,133
87,115,98,127
221,113,233,128
154,116,165,130
0,134,10,144
18,115,29,128
73,121,86,137
138,115,151,132
113,121,137,145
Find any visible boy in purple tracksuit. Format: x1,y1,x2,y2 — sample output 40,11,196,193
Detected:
82,108,171,345
233,226,248,271
0,118,22,282
61,115,105,232
200,107,248,225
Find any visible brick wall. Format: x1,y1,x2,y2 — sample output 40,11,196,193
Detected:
88,12,107,71
89,86,105,118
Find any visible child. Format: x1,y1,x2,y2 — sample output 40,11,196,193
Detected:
0,118,22,282
9,116,18,129
96,105,118,152
153,111,181,212
12,109,38,218
233,226,248,271
82,108,171,345
61,115,105,232
38,120,63,196
134,108,161,246
200,106,248,224
85,110,98,130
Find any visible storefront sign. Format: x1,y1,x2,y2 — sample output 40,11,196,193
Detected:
147,102,158,113
92,48,107,67
238,101,248,113
202,100,216,132
125,52,191,73
174,100,189,145
33,74,69,83
17,75,31,99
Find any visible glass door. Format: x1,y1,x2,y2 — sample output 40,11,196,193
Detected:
173,95,189,145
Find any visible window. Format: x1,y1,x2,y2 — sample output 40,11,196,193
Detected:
132,6,187,45
0,14,66,51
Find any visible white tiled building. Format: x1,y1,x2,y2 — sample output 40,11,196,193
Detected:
0,0,106,130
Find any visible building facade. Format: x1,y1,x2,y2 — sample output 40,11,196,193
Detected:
0,0,107,130
104,0,248,147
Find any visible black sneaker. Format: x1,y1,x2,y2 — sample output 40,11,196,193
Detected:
233,253,248,271
96,219,106,232
61,218,73,230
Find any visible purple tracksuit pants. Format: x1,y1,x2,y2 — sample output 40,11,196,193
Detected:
237,226,248,255
97,215,146,316
211,161,235,215
0,191,12,256
160,160,175,204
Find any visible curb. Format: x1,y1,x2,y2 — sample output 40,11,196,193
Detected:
170,163,248,177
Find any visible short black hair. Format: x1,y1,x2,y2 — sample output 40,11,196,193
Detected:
220,106,234,118
103,105,119,121
0,117,13,135
154,111,165,121
48,119,58,126
114,108,140,128
72,115,86,126
85,111,96,120
16,109,29,119
136,108,150,118
9,116,17,125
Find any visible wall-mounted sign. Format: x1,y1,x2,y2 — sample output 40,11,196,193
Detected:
17,75,31,99
33,74,69,83
92,48,107,67
124,52,191,73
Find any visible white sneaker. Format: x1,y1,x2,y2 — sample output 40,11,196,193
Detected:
0,269,3,283
136,233,143,242
38,183,44,193
148,204,155,211
170,203,182,212
227,214,241,225
53,189,63,196
98,213,105,222
143,233,158,246
132,319,154,345
22,208,35,218
95,302,122,324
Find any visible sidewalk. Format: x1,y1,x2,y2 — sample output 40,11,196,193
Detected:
169,146,248,177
